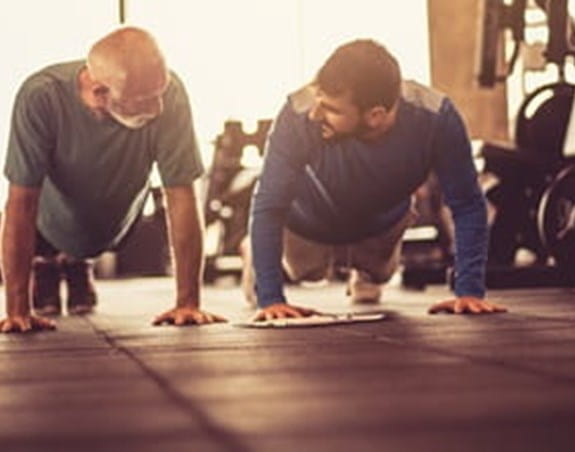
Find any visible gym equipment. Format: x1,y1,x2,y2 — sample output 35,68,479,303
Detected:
203,120,272,282
477,0,575,87
481,153,575,288
537,164,575,276
515,82,575,163
477,0,526,87
473,0,575,288
481,143,550,266
483,80,575,269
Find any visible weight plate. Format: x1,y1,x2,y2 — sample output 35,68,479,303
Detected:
537,164,575,270
515,82,575,162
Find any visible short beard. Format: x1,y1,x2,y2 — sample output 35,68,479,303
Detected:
321,118,373,141
108,110,154,129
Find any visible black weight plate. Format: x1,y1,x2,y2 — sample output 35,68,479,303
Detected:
515,82,575,162
537,164,575,269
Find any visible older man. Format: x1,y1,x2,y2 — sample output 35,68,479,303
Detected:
1,26,225,333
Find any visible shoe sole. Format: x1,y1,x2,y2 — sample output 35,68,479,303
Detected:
349,297,381,305
68,305,95,315
34,306,62,316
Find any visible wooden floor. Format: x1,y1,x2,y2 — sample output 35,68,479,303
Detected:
1,277,574,452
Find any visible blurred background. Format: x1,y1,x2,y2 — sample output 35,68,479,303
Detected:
0,0,574,289
0,0,430,199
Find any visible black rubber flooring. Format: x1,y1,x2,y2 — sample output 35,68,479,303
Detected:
1,278,574,452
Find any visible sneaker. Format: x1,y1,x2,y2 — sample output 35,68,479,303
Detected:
62,259,97,315
347,269,382,304
31,259,62,316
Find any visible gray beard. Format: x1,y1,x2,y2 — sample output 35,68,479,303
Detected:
108,110,154,129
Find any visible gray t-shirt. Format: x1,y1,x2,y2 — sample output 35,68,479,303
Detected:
4,61,204,258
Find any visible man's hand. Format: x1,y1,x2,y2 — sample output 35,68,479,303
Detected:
152,306,227,326
254,302,317,321
0,315,56,333
428,296,507,315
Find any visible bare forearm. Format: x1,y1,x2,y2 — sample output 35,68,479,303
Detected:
165,186,205,308
171,228,203,307
1,193,38,316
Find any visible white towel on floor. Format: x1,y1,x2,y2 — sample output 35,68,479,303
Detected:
235,312,386,328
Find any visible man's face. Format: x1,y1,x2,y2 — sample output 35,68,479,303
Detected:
308,88,368,140
100,72,169,129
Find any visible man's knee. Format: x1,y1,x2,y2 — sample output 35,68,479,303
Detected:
283,260,329,282
351,226,408,284
282,229,331,282
370,253,401,283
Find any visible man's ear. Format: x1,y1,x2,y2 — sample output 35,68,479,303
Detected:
91,83,110,107
93,83,109,97
363,105,388,128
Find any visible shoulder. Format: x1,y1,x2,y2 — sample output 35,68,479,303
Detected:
288,84,316,114
161,70,193,114
165,70,189,97
274,83,317,126
401,80,447,114
167,70,184,88
261,85,322,152
399,80,465,133
16,61,81,105
266,85,317,139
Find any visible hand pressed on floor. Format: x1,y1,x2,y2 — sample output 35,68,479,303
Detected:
428,296,507,315
253,302,318,321
152,306,227,326
0,315,56,333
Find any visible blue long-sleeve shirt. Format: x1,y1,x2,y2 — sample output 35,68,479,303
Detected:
250,81,488,307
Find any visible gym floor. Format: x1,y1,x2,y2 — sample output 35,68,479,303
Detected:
1,277,574,452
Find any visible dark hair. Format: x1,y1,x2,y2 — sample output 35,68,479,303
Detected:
316,39,401,111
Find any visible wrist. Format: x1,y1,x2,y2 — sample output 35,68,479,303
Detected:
259,299,287,309
455,293,484,300
7,299,31,317
176,297,199,309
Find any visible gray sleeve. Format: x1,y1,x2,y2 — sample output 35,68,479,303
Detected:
153,72,204,187
4,77,54,187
